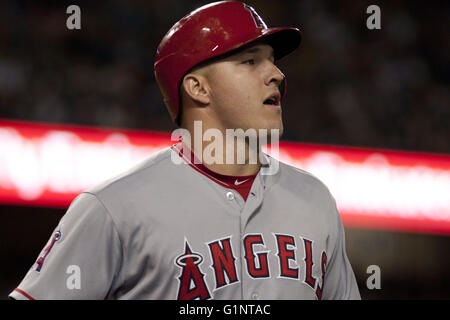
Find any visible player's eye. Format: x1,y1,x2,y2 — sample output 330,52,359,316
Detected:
242,59,255,65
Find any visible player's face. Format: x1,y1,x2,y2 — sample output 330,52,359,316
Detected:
205,43,285,136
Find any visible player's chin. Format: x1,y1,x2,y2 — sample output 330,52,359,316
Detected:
267,124,283,144
268,113,284,133
256,121,284,143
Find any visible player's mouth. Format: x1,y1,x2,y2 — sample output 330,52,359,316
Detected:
263,92,281,107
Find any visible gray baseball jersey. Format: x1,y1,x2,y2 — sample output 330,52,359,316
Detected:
9,143,360,300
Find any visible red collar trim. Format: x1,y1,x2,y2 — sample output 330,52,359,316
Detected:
171,142,258,189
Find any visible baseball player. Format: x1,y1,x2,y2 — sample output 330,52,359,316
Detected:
9,1,360,300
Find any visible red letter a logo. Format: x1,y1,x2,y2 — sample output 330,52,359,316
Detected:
175,241,211,300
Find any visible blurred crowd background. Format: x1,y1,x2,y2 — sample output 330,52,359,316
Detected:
0,0,449,300
0,0,448,153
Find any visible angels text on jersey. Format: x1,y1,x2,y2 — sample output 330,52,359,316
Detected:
174,233,327,300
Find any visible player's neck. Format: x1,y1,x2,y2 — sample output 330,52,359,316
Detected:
195,140,262,177
182,127,263,177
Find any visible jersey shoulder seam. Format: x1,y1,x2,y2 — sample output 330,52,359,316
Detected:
82,192,125,273
279,160,331,190
88,147,173,195
278,159,339,212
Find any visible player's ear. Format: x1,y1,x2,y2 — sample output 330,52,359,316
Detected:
181,72,210,105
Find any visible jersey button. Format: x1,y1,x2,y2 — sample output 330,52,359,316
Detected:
226,191,234,201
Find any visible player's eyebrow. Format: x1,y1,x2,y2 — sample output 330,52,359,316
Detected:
239,46,275,61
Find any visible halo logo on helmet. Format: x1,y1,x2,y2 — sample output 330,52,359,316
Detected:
243,4,266,29
154,1,301,124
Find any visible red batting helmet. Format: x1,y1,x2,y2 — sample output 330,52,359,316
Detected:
154,1,301,124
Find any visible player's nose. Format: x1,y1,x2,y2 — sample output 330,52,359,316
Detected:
265,62,285,88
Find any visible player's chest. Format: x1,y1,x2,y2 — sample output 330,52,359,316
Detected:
139,203,329,299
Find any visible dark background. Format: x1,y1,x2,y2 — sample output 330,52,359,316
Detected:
0,0,449,299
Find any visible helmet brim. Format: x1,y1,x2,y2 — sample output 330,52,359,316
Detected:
259,27,302,61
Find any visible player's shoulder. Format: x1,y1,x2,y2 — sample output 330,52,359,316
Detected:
273,158,340,222
86,146,174,196
276,157,335,200
277,157,325,185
